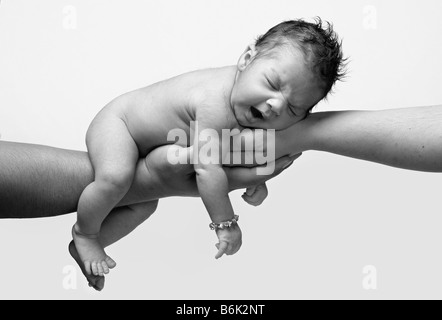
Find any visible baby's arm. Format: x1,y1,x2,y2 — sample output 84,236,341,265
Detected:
193,108,242,259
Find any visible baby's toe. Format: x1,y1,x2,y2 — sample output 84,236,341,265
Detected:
101,261,110,275
97,262,104,276
84,261,92,276
91,262,99,276
105,256,117,269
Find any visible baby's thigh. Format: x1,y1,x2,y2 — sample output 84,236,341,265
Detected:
86,111,139,181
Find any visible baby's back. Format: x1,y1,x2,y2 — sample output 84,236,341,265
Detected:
110,66,237,156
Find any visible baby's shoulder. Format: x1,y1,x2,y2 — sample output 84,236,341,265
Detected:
189,67,236,106
169,66,237,128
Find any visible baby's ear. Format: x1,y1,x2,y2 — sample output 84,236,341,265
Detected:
243,43,257,54
237,43,258,71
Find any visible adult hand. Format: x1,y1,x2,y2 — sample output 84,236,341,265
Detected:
145,145,302,198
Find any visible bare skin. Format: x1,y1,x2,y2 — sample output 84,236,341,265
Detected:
75,42,325,275
70,146,295,290
0,141,295,290
2,105,442,290
275,106,442,172
69,201,160,290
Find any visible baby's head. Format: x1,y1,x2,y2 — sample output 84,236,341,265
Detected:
231,18,347,130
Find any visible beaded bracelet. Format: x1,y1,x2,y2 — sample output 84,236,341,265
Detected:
209,215,240,231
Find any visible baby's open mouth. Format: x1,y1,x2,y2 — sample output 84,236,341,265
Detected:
250,106,264,120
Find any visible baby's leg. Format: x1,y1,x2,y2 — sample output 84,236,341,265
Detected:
74,111,139,276
100,201,159,248
70,201,159,290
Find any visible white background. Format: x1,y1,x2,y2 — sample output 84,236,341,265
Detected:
1,0,442,300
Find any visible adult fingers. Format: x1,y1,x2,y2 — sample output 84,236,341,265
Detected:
226,153,302,190
146,145,199,196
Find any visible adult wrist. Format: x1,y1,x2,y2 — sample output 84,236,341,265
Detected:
275,115,317,158
301,112,323,152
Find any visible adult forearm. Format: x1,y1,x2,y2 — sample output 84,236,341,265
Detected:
0,140,283,219
0,141,168,219
0,141,93,218
301,106,442,172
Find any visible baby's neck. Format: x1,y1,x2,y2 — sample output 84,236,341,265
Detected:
219,65,238,114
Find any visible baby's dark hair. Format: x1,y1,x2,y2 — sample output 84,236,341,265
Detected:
255,18,348,98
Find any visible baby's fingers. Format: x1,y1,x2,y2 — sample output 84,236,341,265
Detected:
245,186,256,197
215,242,228,259
230,240,242,256
242,194,260,206
242,184,268,207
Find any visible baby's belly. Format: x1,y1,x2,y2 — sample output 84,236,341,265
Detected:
124,110,191,157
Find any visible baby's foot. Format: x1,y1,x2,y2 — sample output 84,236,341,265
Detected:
68,241,105,291
72,225,117,277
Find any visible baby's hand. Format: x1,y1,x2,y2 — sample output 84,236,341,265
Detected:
215,224,242,259
242,183,268,206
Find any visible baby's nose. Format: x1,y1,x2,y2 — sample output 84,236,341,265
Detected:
267,98,284,116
